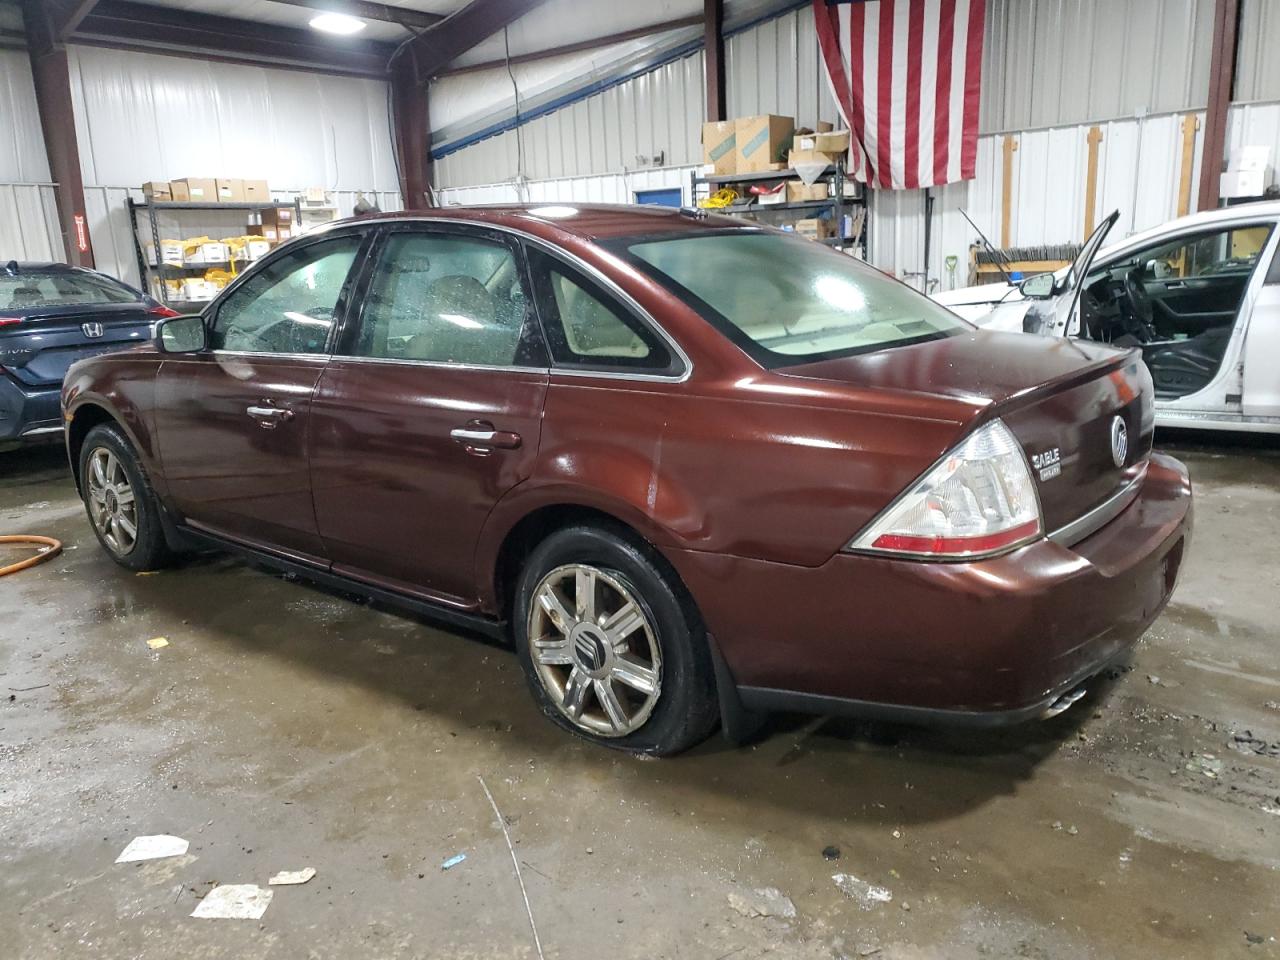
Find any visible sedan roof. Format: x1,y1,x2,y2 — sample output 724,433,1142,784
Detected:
342,203,751,240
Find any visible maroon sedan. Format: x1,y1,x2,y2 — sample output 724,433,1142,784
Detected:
62,205,1192,755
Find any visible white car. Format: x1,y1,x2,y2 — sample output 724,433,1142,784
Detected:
936,202,1280,434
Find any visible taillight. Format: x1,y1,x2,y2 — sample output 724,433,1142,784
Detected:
0,316,22,326
847,419,1042,560
149,305,181,318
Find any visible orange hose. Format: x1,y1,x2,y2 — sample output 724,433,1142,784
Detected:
0,535,63,576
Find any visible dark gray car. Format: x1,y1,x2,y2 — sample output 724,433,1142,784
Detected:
0,261,176,450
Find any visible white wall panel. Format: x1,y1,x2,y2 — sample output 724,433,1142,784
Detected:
67,46,399,191
981,0,1216,132
437,165,699,209
0,184,64,262
0,48,49,183
725,3,838,128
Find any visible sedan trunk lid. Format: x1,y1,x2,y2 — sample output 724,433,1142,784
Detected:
0,303,156,387
778,328,1154,537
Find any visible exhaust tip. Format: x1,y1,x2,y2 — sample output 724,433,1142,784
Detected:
1040,685,1087,720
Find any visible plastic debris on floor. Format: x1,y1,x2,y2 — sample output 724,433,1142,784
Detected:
268,867,316,886
146,637,169,650
727,886,796,919
832,873,893,909
441,853,466,870
115,835,189,863
190,883,273,919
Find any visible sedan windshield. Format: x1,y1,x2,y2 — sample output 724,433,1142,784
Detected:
0,271,139,310
619,231,969,367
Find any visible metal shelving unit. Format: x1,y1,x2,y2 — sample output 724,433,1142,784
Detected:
689,160,868,257
127,197,303,310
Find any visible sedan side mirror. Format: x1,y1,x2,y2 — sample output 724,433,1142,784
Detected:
1018,273,1056,299
155,314,207,353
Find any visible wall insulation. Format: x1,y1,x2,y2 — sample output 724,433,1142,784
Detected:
65,45,402,286
0,47,63,261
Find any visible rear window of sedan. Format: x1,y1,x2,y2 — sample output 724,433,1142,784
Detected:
0,271,139,310
618,231,969,367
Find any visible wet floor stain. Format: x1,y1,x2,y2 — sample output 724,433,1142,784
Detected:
2,437,1279,958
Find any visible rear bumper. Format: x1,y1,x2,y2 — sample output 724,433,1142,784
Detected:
0,373,60,443
672,453,1193,723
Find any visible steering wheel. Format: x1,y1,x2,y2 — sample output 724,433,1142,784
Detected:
1123,268,1157,341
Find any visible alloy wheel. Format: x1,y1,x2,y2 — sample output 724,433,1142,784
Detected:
527,563,663,737
86,446,139,557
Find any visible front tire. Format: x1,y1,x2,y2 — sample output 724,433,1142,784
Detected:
514,525,718,756
79,423,173,572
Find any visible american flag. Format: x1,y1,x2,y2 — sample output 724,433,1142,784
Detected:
814,0,987,189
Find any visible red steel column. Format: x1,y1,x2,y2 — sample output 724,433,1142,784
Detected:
1197,0,1241,211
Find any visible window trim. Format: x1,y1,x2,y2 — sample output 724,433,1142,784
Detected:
237,213,694,383
524,242,690,381
330,221,548,371
204,227,375,360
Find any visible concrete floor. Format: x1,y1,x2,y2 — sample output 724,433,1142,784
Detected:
2,435,1278,959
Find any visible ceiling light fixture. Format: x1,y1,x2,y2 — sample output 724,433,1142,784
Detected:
309,12,367,35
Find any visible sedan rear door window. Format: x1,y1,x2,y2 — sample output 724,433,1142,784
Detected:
346,231,538,367
526,248,674,372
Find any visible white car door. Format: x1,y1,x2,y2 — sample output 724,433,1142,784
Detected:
1024,211,1119,337
1243,236,1280,419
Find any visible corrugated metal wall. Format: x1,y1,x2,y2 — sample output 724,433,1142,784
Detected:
433,53,706,188
0,47,65,261
980,0,1216,132
724,4,840,127
436,0,1280,191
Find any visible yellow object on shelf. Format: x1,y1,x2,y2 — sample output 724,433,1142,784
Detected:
698,188,739,210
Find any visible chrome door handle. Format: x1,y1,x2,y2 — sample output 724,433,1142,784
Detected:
450,423,522,450
246,405,294,429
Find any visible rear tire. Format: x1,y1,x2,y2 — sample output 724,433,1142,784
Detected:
79,423,173,572
514,524,718,756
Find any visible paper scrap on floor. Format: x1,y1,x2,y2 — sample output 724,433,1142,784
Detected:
115,834,189,863
190,884,273,919
268,867,316,885
147,637,168,649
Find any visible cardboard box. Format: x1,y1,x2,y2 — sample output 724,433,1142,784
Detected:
247,224,279,242
243,239,272,260
786,181,829,203
174,178,216,202
169,180,191,202
757,187,787,206
262,207,294,226
145,240,184,266
1221,169,1269,199
793,217,832,240
216,178,246,202
142,181,172,202
185,241,230,265
816,120,834,132
243,179,270,202
179,278,216,301
792,131,850,155
735,115,794,173
701,120,737,176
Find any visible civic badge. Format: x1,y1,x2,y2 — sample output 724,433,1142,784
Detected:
1110,415,1128,468
1031,447,1061,482
81,322,104,338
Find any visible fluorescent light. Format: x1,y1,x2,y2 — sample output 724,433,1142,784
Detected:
309,12,367,35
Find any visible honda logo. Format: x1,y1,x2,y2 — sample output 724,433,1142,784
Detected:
81,322,104,338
